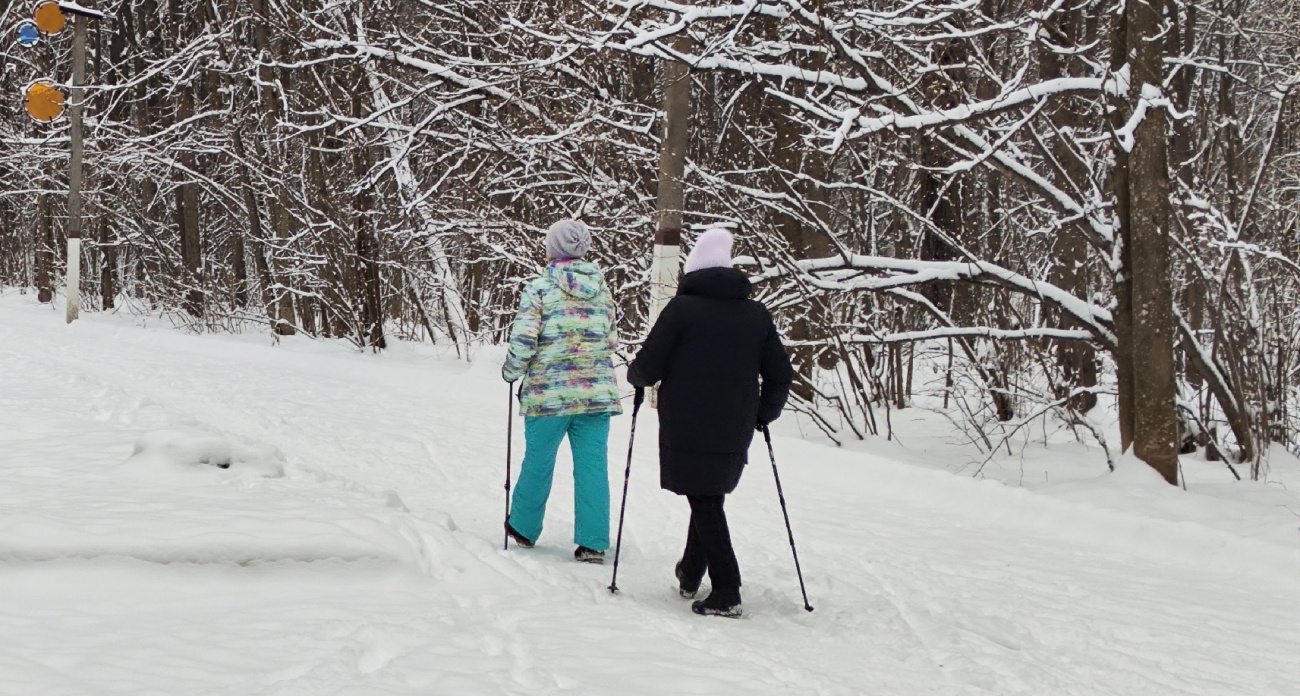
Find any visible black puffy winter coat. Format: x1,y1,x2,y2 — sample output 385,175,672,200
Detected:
627,267,794,496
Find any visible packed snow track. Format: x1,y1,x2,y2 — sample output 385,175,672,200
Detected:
1,294,1296,695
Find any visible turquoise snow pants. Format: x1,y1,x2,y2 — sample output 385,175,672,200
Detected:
508,413,611,551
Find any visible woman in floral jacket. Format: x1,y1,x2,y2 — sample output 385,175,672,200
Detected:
501,219,622,563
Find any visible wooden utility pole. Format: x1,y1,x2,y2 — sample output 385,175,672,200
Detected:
65,12,86,323
649,33,692,328
61,2,104,323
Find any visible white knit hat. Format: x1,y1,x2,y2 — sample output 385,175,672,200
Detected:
683,228,734,274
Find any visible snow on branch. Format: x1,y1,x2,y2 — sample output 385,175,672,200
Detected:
947,125,1115,245
605,0,790,49
788,326,1096,345
752,255,1117,349
308,40,542,119
1112,83,1191,153
1215,242,1300,276
848,76,1111,136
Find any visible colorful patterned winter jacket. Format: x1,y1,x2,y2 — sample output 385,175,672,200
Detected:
502,260,623,418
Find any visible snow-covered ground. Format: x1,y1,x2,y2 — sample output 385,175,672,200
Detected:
1,289,1297,695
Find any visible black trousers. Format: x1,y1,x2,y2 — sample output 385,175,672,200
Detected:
679,495,741,602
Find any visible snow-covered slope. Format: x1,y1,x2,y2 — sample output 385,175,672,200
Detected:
1,291,1296,695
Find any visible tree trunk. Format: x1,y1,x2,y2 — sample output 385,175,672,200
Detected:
1041,5,1098,413
268,197,298,336
1122,0,1181,484
36,193,53,304
230,128,278,324
1108,6,1137,453
100,214,116,309
250,0,296,336
173,179,203,318
352,73,386,350
769,83,817,399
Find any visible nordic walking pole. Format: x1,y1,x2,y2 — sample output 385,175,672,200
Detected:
608,387,645,594
504,382,515,551
761,425,814,612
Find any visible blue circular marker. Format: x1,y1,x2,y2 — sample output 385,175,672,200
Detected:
17,21,40,48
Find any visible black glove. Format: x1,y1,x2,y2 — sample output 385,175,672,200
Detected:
756,419,769,432
633,387,646,408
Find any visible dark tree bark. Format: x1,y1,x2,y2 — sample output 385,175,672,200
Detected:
767,81,835,399
36,193,53,304
168,0,203,319
916,38,965,318
352,70,386,349
267,196,298,336
1041,5,1099,413
250,0,296,336
1107,4,1137,454
100,214,116,310
175,175,203,317
1118,0,1181,484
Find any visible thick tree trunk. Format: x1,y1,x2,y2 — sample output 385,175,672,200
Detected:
1122,0,1181,484
1108,7,1137,453
176,181,203,318
356,224,386,349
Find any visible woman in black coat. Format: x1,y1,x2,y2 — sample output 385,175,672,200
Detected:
627,228,793,617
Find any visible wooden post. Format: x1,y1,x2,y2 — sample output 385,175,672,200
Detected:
65,12,86,323
644,32,693,407
649,33,692,329
57,3,105,321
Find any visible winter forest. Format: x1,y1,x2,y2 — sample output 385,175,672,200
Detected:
1,1,1299,692
0,0,1297,484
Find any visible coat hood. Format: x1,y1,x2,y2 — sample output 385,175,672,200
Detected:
678,267,752,300
546,259,605,300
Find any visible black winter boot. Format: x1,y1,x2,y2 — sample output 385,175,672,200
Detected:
675,561,703,599
691,590,742,618
574,546,605,564
505,522,535,548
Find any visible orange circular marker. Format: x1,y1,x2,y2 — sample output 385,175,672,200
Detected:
34,2,66,34
25,81,66,122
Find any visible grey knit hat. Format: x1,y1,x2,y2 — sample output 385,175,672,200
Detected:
545,219,592,261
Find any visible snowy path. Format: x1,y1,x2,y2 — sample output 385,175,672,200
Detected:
1,294,1297,695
